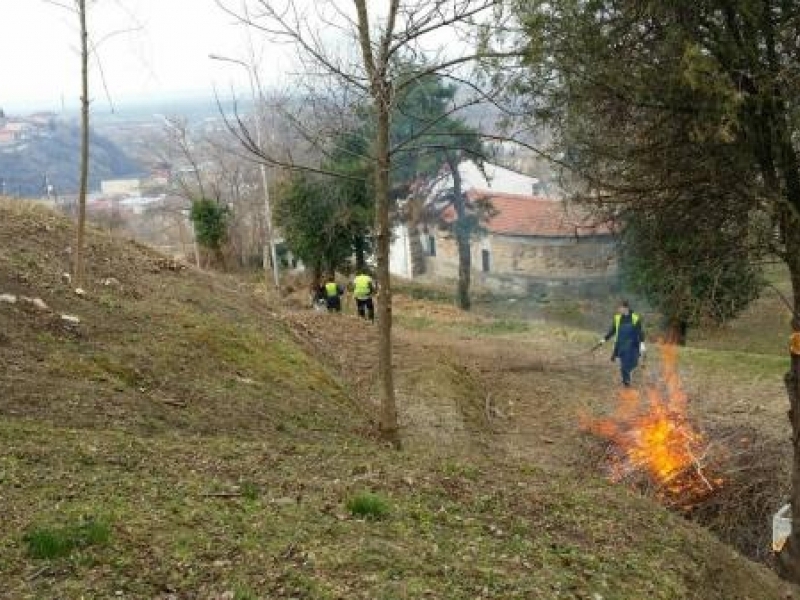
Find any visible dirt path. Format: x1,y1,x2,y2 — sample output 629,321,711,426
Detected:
287,301,793,495
287,308,626,471
406,330,623,469
286,311,486,453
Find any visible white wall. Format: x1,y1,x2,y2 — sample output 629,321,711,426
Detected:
389,224,413,278
430,160,545,198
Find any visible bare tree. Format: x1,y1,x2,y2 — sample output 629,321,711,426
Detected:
74,0,90,286
160,113,283,270
45,0,92,285
216,0,519,446
44,0,142,285
163,117,207,201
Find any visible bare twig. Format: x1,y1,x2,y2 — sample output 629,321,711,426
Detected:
687,447,715,491
25,566,50,581
767,282,800,322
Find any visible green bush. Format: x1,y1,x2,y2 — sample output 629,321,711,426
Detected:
346,492,390,520
190,198,230,252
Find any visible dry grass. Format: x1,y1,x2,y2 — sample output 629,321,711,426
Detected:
401,283,796,575
0,199,797,599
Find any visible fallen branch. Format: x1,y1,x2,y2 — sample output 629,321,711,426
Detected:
26,566,50,581
161,398,188,408
687,447,714,491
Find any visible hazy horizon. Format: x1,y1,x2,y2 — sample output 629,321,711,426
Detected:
0,1,298,113
2,88,257,119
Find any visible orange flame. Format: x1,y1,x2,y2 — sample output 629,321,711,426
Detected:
582,344,719,507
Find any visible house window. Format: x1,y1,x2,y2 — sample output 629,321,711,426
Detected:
481,249,491,273
428,235,436,257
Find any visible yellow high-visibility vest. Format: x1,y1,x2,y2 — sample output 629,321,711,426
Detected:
325,282,339,298
353,274,373,300
613,312,640,339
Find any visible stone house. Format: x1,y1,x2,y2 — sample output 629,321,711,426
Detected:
390,161,618,297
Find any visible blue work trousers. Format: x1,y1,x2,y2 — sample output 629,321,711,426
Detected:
618,350,639,386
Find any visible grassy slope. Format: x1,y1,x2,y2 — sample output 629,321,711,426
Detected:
0,200,793,599
394,274,797,564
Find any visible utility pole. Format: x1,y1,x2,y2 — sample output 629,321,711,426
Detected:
209,53,280,290
241,0,280,290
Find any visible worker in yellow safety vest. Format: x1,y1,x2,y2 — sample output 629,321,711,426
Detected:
318,276,344,313
352,269,376,322
598,300,645,386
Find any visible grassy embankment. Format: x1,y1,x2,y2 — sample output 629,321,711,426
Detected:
0,199,794,599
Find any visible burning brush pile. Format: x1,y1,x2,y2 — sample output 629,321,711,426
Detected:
581,343,790,562
581,344,722,509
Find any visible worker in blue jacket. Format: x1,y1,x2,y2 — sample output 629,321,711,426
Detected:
599,300,646,387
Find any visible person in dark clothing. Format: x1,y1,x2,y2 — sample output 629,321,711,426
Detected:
319,278,345,313
599,300,646,386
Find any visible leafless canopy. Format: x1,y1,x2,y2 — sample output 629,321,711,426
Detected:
214,0,532,178
213,0,530,446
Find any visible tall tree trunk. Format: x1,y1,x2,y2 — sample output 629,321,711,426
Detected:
74,0,89,287
448,154,471,311
374,101,399,446
310,262,322,304
354,234,367,271
353,0,400,447
456,228,471,310
666,317,687,346
408,227,426,276
354,0,400,448
778,214,800,580
773,79,800,576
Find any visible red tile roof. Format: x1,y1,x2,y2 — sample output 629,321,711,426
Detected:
443,191,612,238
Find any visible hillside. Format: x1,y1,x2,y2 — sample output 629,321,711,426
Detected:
0,122,140,196
0,198,795,599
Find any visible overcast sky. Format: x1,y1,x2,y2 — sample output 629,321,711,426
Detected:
0,0,296,112
0,1,476,115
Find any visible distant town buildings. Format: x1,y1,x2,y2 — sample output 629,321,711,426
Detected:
100,177,142,196
0,111,56,149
